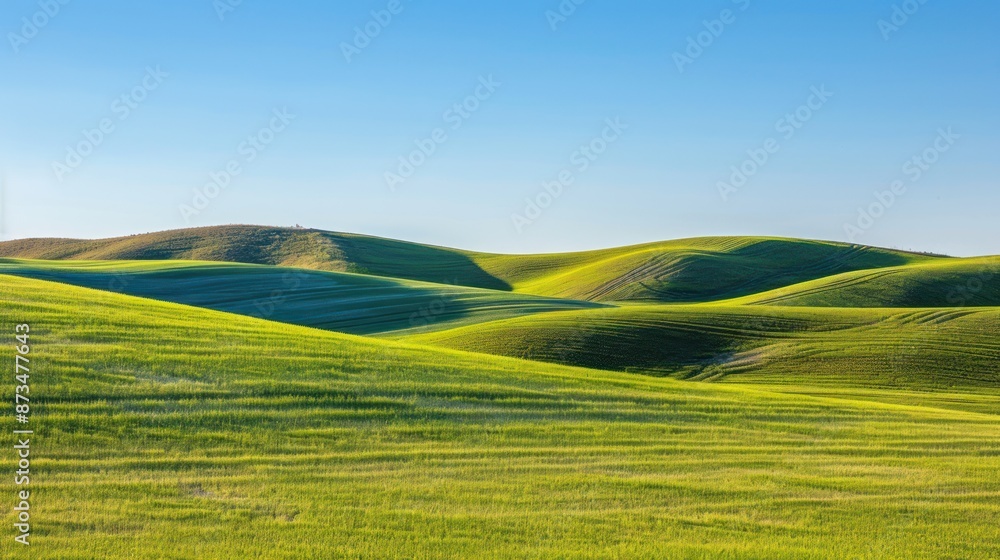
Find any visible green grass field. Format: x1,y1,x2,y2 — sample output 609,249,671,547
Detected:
731,257,1000,307
2,226,999,558
407,304,1000,389
0,259,603,336
0,225,944,302
3,275,1000,558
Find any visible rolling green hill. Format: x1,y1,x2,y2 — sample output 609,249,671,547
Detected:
2,228,997,393
0,226,942,303
728,257,1000,307
472,236,940,302
0,225,513,290
0,259,603,336
3,274,1000,558
407,304,1000,389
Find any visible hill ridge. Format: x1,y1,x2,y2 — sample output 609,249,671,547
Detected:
0,225,954,304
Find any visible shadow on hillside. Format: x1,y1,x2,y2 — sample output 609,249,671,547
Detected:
0,226,514,292
0,265,584,337
330,233,512,291
635,239,922,303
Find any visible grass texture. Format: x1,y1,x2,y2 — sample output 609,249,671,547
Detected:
2,275,1000,558
2,226,998,558
408,304,1000,389
0,259,602,336
0,225,943,302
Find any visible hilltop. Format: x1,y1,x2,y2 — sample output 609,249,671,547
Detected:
2,225,998,390
0,259,603,336
0,225,945,303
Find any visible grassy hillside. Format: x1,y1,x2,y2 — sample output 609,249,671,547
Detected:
0,259,602,336
473,236,939,302
0,225,513,290
0,226,941,303
408,304,1000,389
3,274,1000,558
729,257,1000,307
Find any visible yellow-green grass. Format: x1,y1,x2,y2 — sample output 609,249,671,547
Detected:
2,275,1000,558
7,256,998,392
472,236,938,302
0,225,515,290
0,225,941,303
408,305,1000,390
0,259,603,336
725,257,1000,307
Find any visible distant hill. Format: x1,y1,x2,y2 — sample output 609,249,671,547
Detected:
729,257,1000,307
0,225,943,303
407,304,1000,388
2,226,999,390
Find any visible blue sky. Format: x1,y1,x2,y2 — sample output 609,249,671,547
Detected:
1,0,997,255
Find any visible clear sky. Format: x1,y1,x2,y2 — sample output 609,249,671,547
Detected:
1,0,997,255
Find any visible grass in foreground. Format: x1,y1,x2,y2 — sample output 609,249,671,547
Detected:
2,275,1000,558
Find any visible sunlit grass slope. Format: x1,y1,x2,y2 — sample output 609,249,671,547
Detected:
0,225,513,289
2,275,1000,558
728,257,1000,307
0,259,602,336
409,305,1000,389
0,225,941,302
472,236,939,302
